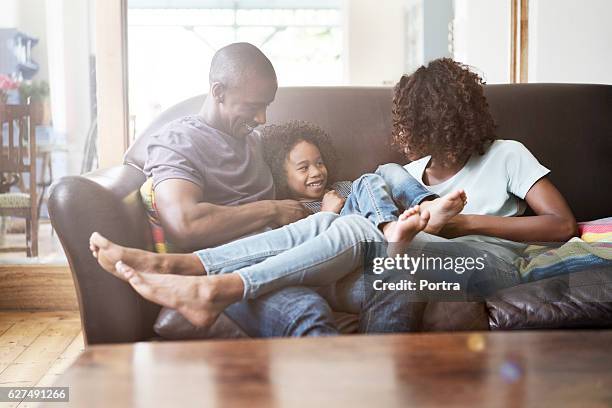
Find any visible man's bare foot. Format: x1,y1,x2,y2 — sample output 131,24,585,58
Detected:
89,232,204,281
420,190,467,234
116,262,243,328
383,205,430,243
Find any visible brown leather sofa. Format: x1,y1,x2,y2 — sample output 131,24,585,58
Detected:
48,84,612,345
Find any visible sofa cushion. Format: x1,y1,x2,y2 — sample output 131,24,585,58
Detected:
579,217,612,243
154,307,360,339
154,308,248,340
422,302,490,331
486,267,612,330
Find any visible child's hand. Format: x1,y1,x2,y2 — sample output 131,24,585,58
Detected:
321,190,345,214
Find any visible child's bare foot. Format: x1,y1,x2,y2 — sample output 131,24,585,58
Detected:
89,232,204,281
383,205,430,243
420,190,466,234
116,262,243,328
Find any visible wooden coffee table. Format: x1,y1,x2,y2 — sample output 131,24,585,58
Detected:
50,331,612,407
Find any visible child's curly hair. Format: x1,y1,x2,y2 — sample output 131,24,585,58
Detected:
261,121,339,199
392,58,496,166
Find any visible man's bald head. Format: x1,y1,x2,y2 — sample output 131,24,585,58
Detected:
209,43,277,89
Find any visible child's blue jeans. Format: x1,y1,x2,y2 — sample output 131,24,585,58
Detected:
340,163,438,228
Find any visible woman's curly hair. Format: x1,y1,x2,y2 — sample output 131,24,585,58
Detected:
392,58,496,166
261,121,339,199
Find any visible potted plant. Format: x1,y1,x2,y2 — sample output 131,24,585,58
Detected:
19,80,50,125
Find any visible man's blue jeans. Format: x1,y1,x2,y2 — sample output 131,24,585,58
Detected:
224,286,339,337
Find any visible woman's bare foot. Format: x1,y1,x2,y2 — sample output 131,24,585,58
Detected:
89,232,204,281
116,261,243,328
383,205,430,243
420,190,467,234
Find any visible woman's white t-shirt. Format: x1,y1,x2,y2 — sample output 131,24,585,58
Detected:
404,140,550,254
404,140,550,217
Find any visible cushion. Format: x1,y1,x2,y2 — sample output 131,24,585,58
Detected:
0,192,30,208
154,308,248,340
139,177,175,253
486,267,612,330
579,217,612,243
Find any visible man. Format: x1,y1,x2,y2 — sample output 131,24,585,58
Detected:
129,42,340,337
91,43,428,336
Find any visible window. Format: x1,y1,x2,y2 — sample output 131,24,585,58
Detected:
127,0,342,137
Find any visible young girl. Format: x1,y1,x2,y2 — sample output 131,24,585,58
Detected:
260,120,467,241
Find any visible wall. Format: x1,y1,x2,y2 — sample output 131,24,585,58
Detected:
529,0,612,84
344,0,405,85
45,0,94,175
96,0,129,168
403,0,453,74
452,0,511,83
0,0,19,28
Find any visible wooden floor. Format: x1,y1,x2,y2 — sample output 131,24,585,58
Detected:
0,311,83,408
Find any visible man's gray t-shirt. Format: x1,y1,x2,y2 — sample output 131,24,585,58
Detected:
143,115,274,205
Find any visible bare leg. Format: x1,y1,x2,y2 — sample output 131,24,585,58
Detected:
420,190,467,234
89,232,204,281
115,261,244,327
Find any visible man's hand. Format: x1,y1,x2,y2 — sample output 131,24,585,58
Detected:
321,190,346,214
272,200,310,227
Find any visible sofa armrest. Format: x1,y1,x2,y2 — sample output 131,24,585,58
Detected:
48,165,160,345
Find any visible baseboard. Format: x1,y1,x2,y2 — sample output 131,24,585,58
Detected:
0,264,79,311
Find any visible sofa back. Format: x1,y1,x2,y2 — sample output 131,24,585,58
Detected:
127,84,612,222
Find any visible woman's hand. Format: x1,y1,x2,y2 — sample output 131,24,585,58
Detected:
439,177,577,242
321,190,346,214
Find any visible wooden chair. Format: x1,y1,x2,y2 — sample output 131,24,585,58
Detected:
0,103,39,257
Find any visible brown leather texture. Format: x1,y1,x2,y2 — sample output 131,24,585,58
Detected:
154,308,248,340
51,85,612,344
487,267,612,330
48,165,161,345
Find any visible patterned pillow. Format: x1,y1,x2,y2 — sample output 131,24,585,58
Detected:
139,178,175,253
578,217,612,243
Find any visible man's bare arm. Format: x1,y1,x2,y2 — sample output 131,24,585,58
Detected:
440,177,577,242
154,179,309,251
